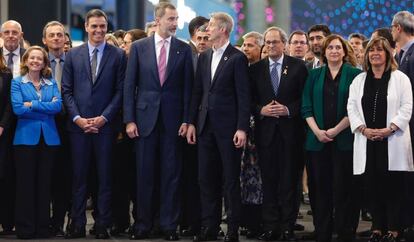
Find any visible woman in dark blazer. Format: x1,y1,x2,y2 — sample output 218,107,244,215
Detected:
10,46,61,239
0,48,13,196
301,34,361,242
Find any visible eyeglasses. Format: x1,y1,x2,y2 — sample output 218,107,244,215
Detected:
290,41,307,45
389,24,398,31
265,40,282,46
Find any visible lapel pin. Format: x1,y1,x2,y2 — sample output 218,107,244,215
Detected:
224,56,228,61
283,66,288,75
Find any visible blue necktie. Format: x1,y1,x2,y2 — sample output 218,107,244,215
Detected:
270,62,280,96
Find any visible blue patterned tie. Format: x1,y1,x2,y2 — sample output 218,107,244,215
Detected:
270,62,280,96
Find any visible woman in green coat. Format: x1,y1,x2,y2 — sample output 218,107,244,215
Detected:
301,34,361,242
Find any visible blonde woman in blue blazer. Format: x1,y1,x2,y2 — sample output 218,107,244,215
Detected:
10,46,61,239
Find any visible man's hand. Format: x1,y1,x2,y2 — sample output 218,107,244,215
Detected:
260,100,278,117
75,117,98,133
24,102,32,108
87,116,106,129
186,124,196,145
0,126,3,137
126,122,139,138
233,130,247,148
273,101,289,117
178,123,188,137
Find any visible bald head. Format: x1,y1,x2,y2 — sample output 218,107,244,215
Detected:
1,20,24,52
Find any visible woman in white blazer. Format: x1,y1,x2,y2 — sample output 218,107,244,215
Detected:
348,37,413,242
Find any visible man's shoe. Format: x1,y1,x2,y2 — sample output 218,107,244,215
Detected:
64,226,86,239
180,226,198,237
129,229,149,240
280,229,297,241
111,224,128,236
380,232,399,242
293,223,304,231
95,226,110,239
224,232,239,242
258,230,280,241
89,224,96,235
164,230,179,241
50,225,65,237
245,229,260,239
193,227,217,242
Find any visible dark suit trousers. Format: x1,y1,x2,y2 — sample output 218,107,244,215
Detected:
404,122,414,227
14,139,57,237
112,137,136,228
0,129,15,230
258,126,300,232
134,117,183,232
198,120,241,233
180,141,200,230
69,132,114,228
307,143,359,242
51,118,72,229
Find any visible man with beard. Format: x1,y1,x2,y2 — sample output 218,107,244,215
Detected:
306,24,331,69
123,2,193,240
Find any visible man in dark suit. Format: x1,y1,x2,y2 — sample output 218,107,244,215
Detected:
188,16,209,73
42,20,71,237
391,10,414,240
123,2,193,240
187,12,250,242
0,19,25,235
306,24,331,70
62,9,126,239
250,27,308,241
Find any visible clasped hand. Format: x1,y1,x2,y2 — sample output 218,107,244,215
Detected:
363,128,392,141
260,100,288,118
76,116,106,133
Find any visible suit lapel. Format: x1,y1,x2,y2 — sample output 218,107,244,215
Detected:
81,44,92,83
149,36,162,87
164,37,179,85
400,43,414,72
210,45,232,88
277,57,290,97
262,58,276,98
95,44,111,82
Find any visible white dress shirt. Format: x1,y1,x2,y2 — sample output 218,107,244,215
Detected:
154,33,172,66
3,46,21,78
211,41,230,81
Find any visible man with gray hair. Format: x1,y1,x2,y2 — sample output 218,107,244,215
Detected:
187,12,250,242
250,26,308,241
391,10,414,241
242,31,263,64
0,20,25,78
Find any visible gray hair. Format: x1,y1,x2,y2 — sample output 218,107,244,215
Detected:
242,31,264,46
263,26,288,44
1,20,23,32
393,11,414,35
210,12,234,35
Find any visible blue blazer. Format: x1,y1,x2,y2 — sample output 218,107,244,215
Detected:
123,35,193,137
11,75,62,145
62,43,126,133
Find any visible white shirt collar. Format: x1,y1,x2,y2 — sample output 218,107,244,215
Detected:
3,46,20,56
268,54,284,66
213,41,230,54
87,41,106,55
154,32,172,45
22,74,52,86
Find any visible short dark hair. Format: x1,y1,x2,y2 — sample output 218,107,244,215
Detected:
127,29,147,42
42,21,65,38
372,27,396,48
85,9,108,23
113,29,126,39
348,33,367,41
188,16,209,37
288,30,308,44
307,24,331,37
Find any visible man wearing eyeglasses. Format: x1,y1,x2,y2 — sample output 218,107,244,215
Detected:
250,26,308,241
288,30,309,60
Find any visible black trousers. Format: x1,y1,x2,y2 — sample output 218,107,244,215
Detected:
307,143,359,242
364,140,404,232
258,127,300,232
50,121,72,229
112,137,136,229
180,140,201,231
14,138,58,237
0,129,15,231
198,120,241,233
